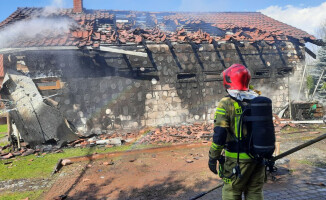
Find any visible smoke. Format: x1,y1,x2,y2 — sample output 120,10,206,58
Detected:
253,71,307,111
0,0,76,49
42,0,66,16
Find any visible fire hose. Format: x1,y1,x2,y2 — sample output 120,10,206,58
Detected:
189,133,326,200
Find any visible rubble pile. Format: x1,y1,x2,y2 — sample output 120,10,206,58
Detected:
0,144,63,160
136,123,213,144
66,122,214,148
1,118,321,160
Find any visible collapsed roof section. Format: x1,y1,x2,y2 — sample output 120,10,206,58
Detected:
0,7,319,49
0,70,79,147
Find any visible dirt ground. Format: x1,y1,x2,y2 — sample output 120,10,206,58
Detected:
42,143,220,200
1,124,325,200
41,128,326,200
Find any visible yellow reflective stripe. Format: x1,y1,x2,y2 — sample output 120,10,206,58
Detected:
233,102,242,115
225,150,251,159
233,102,242,139
216,111,225,115
239,117,242,139
223,177,232,184
234,116,238,138
218,165,223,177
211,142,224,150
217,108,226,113
233,116,243,139
215,107,226,117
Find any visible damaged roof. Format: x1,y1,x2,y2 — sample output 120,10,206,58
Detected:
0,7,317,48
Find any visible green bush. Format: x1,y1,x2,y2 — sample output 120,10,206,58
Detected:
321,82,326,90
306,75,315,94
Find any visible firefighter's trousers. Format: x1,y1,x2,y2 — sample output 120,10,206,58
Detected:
221,157,265,200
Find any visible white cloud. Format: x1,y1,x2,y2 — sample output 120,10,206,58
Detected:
259,2,326,37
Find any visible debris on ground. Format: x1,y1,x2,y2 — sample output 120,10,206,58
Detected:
61,159,73,166
0,110,324,160
305,182,326,187
103,160,114,165
0,70,79,148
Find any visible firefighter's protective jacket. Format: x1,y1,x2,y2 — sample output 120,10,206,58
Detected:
209,96,251,161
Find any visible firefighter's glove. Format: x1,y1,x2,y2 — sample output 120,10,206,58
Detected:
208,158,218,174
217,156,225,165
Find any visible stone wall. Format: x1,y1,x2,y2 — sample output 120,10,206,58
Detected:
8,41,305,135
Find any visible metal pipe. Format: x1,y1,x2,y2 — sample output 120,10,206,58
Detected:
189,182,224,200
272,133,326,161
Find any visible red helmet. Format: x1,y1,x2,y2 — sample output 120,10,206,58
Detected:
222,64,251,91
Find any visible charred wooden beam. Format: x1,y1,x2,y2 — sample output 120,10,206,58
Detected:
305,47,316,59
141,38,157,70
122,54,136,77
273,38,287,67
186,38,204,69
165,39,182,70
253,42,267,67
212,39,226,68
230,38,247,67
306,38,326,46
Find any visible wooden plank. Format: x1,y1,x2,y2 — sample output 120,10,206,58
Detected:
305,47,316,59
0,46,148,57
36,80,61,90
0,46,79,54
98,46,148,57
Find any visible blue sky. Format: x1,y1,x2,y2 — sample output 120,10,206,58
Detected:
1,0,326,35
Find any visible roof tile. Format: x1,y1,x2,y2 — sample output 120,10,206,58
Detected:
0,8,316,48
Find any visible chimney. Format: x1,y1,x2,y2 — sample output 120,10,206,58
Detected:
73,0,83,13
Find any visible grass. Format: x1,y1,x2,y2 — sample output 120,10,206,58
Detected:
0,133,7,139
0,124,9,147
0,143,160,181
0,189,44,200
0,140,10,147
0,124,8,133
297,159,326,168
280,126,302,134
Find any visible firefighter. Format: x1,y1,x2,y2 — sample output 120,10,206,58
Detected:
208,64,265,200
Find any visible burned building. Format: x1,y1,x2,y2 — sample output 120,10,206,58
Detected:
0,0,323,138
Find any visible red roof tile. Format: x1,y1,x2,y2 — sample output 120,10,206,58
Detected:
0,8,316,48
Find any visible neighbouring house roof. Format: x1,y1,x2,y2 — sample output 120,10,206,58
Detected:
0,7,317,49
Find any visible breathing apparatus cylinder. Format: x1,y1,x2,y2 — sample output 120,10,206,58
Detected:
247,96,275,159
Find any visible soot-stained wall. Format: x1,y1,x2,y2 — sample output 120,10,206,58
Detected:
8,41,305,135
